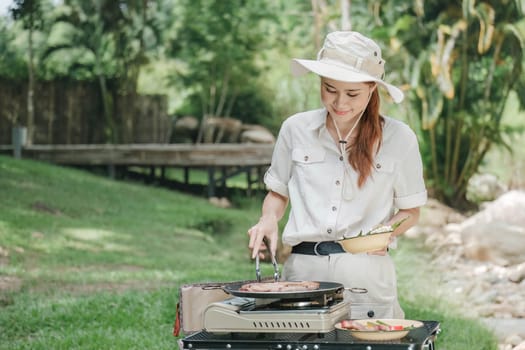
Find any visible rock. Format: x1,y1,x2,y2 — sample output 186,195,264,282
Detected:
172,115,199,143
461,190,525,227
31,231,44,239
219,197,232,209
458,191,525,265
461,222,525,265
467,172,507,203
240,128,275,144
419,198,466,227
174,115,199,130
208,197,231,209
0,276,21,292
508,263,525,283
201,116,242,143
506,335,524,347
482,318,525,340
0,246,8,257
513,341,525,350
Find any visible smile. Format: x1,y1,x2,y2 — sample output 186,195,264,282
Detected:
333,109,350,116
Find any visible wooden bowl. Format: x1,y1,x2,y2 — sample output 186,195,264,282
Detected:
337,232,392,254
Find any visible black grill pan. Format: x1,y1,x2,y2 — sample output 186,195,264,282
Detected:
222,281,345,299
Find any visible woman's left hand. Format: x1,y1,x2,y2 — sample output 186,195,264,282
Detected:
367,232,394,255
367,246,389,256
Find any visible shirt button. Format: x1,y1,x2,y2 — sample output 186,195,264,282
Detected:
335,180,341,185
327,228,332,234
376,163,381,169
332,206,337,211
339,156,344,161
304,156,309,161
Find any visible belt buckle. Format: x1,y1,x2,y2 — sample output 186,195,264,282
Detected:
313,242,323,256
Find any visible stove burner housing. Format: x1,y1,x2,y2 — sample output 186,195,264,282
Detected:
203,296,349,333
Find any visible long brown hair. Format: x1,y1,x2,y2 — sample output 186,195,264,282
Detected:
348,87,383,188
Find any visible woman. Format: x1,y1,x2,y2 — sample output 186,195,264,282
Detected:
248,31,427,319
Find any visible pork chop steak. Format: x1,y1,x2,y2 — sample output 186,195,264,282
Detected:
239,281,320,293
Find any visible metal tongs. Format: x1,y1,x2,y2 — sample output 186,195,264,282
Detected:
255,237,280,282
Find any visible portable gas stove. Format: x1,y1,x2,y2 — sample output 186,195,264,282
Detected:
179,280,440,349
202,280,365,333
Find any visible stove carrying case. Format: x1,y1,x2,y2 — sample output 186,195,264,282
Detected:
174,281,230,337
174,279,274,337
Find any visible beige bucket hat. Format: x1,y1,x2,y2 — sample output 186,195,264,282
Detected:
291,31,404,103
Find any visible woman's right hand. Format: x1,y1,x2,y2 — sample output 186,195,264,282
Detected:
247,215,279,259
247,190,288,259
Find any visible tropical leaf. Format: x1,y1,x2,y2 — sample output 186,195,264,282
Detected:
431,22,466,99
462,0,475,20
473,2,495,54
515,0,525,16
417,84,444,130
503,20,525,51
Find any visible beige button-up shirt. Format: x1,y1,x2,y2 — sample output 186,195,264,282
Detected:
264,108,427,247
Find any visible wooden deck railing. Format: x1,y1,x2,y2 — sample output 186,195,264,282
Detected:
6,143,274,197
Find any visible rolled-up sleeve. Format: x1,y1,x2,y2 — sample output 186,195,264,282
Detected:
264,121,292,198
393,132,427,209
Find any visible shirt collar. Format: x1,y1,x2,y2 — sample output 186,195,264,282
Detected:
309,108,339,152
306,108,328,131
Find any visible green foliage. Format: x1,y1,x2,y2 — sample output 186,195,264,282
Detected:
178,80,279,131
166,0,280,123
372,0,525,209
40,0,156,85
10,0,44,29
0,19,27,79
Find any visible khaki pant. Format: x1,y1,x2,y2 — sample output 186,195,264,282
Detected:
282,252,404,319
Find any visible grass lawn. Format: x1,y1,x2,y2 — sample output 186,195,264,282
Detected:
0,155,498,349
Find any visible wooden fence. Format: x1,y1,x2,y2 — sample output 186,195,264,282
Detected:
0,79,171,145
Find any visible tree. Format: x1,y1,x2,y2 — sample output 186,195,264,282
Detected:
166,0,279,142
0,18,28,80
40,0,162,142
10,0,44,145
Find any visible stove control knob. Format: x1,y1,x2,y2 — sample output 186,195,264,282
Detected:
286,345,292,350
313,346,320,350
275,345,283,349
226,344,232,349
302,346,308,349
367,310,375,318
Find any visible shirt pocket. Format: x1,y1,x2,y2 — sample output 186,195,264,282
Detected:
290,147,327,193
291,147,326,164
373,154,395,174
368,154,396,189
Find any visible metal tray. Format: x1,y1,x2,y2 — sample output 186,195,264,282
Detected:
180,320,441,350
